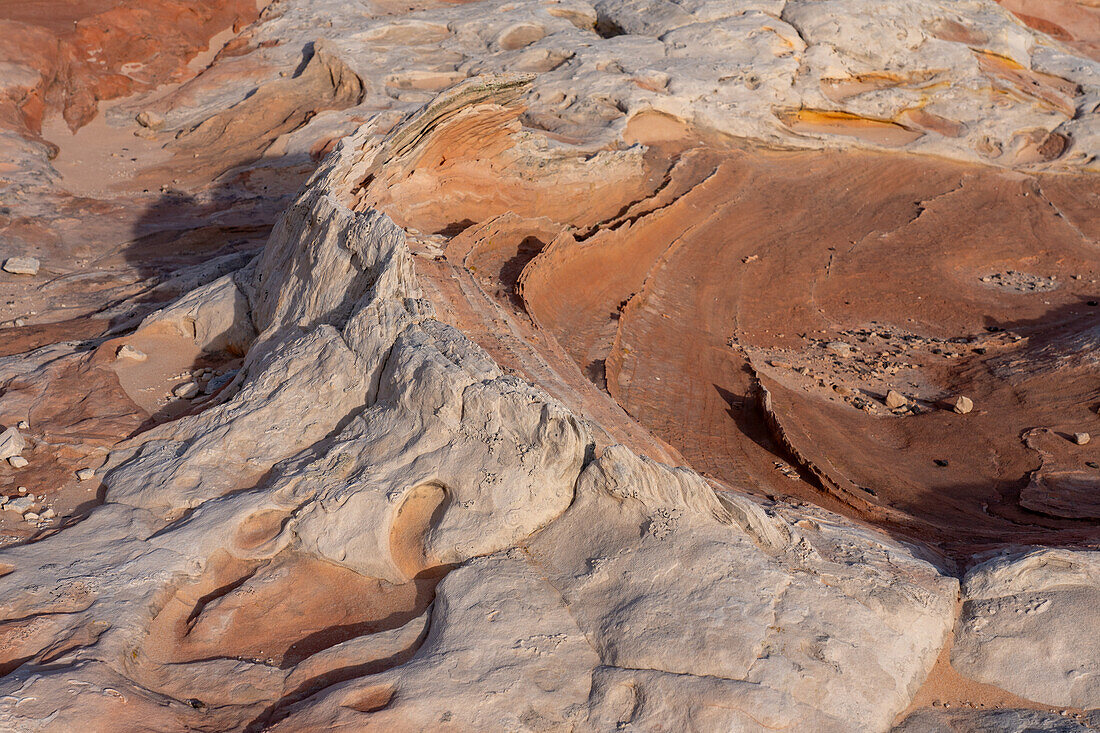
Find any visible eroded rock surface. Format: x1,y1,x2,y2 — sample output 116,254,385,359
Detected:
0,0,1098,729
0,130,962,730
953,549,1100,710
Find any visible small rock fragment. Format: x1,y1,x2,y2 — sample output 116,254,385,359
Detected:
0,427,25,461
826,341,855,356
885,390,908,409
5,496,33,514
41,508,56,519
23,512,39,522
1074,432,1091,445
8,455,28,468
116,344,148,362
952,396,973,414
135,110,165,130
173,382,200,399
2,257,40,276
17,486,27,494
76,468,95,481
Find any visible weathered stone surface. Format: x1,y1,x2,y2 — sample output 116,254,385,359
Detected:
527,446,957,731
0,0,1096,726
0,426,25,461
271,553,600,730
893,707,1095,733
953,548,1100,709
138,273,257,356
0,156,962,730
2,257,39,276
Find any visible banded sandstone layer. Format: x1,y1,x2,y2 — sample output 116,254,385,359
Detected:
0,0,1099,730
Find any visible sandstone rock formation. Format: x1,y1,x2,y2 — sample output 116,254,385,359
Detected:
954,549,1100,710
0,0,1098,729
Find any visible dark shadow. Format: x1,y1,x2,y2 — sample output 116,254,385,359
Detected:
586,358,607,389
435,219,476,237
714,365,791,461
124,185,281,286
110,149,320,430
499,235,545,309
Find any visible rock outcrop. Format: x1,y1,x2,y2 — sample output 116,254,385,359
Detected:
953,549,1100,710
0,0,1098,728
0,107,961,729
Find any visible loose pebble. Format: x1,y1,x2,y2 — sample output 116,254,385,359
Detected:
136,110,166,130
1074,432,1090,446
2,257,40,276
8,455,28,468
885,390,908,409
116,344,148,362
952,396,973,414
76,468,95,481
173,382,200,399
5,496,33,514
0,426,26,461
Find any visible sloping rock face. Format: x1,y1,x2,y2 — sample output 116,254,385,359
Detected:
0,0,1098,729
0,113,959,729
953,549,1100,710
894,707,1098,733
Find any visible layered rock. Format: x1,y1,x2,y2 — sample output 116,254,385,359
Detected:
0,0,1098,728
0,103,962,729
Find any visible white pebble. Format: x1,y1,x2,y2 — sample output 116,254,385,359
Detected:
116,344,148,362
173,382,200,399
952,396,973,414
